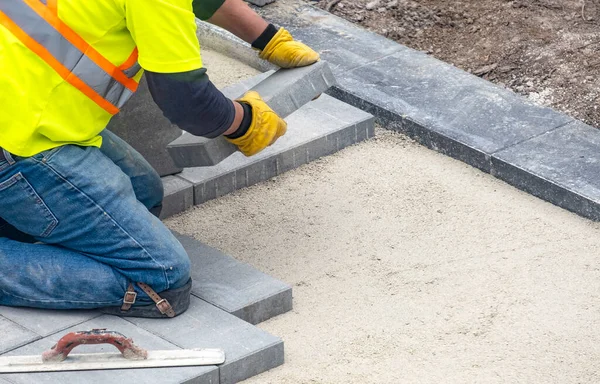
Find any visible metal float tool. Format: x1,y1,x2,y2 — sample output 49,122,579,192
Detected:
0,329,225,373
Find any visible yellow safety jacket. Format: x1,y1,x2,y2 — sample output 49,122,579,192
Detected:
0,0,204,157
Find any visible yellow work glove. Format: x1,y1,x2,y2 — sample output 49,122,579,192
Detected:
258,28,320,69
226,91,287,157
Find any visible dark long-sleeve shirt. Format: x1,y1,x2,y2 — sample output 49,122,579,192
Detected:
146,69,236,138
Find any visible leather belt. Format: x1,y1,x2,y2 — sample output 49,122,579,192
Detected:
121,282,176,317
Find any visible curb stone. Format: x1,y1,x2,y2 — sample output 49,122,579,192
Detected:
492,120,600,221
252,3,600,221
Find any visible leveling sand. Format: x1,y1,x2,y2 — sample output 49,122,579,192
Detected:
167,48,600,384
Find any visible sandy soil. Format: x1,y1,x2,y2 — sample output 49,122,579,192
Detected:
166,127,600,383
200,48,261,88
166,37,600,383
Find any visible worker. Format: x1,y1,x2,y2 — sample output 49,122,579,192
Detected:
0,0,319,318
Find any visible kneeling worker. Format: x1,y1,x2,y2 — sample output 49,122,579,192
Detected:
0,0,319,317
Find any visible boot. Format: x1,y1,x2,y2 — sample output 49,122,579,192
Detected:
100,278,192,318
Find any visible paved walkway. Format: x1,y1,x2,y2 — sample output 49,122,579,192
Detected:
167,129,600,384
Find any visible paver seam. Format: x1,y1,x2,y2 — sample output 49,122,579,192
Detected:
120,317,187,348
488,120,575,158
1,376,17,384
19,312,104,339
0,315,41,355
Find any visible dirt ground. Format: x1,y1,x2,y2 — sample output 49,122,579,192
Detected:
312,0,600,128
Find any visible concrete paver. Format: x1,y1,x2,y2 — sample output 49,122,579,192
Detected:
128,297,284,384
330,50,572,172
167,61,336,168
0,307,99,337
493,120,600,221
175,232,292,324
2,315,218,384
0,316,40,355
161,175,194,220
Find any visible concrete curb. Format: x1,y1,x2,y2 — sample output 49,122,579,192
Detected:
248,4,600,221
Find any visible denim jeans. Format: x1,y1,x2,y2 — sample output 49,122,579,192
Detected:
0,130,191,309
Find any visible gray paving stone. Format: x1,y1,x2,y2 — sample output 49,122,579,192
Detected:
107,77,183,177
174,232,292,325
2,315,218,384
0,316,39,355
492,121,600,221
259,5,573,173
129,297,284,384
160,176,194,219
221,71,274,100
0,307,99,337
257,5,407,73
331,51,573,172
167,61,336,168
251,60,336,118
179,93,374,205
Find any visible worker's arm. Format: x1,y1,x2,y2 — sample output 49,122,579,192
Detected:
145,70,285,156
195,0,320,68
145,69,242,138
126,0,286,155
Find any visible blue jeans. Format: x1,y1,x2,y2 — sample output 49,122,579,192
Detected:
0,130,190,309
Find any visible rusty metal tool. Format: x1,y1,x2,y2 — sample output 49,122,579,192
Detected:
0,329,225,373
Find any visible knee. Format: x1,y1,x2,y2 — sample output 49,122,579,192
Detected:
164,239,191,290
135,170,164,210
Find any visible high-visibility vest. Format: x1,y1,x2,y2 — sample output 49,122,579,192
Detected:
0,0,142,156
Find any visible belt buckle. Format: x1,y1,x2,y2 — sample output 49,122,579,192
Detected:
155,299,173,315
123,291,137,305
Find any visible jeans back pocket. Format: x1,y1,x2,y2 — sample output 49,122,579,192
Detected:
0,173,58,238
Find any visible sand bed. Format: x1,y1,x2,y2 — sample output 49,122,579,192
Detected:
167,47,600,383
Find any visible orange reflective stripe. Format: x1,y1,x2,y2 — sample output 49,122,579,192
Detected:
23,0,138,92
0,11,119,115
47,0,57,16
119,48,139,71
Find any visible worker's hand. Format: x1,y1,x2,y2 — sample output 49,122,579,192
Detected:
259,28,320,69
226,91,287,157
